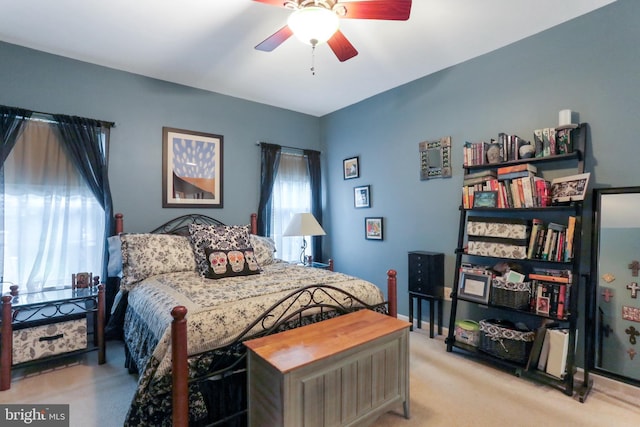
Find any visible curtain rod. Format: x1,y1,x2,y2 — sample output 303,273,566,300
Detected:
2,104,115,128
255,142,319,154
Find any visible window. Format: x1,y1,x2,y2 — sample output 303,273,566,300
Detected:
270,151,312,263
2,118,105,294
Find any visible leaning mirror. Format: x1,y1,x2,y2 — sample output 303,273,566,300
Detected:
589,187,640,386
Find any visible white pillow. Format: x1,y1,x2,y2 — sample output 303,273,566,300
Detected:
249,234,277,266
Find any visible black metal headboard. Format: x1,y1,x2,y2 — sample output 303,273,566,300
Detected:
149,214,225,236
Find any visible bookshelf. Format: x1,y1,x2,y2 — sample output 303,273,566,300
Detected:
446,123,592,401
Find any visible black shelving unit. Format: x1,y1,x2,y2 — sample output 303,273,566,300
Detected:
445,123,593,401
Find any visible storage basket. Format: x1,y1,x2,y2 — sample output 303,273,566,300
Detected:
455,320,480,347
479,319,535,364
490,277,531,310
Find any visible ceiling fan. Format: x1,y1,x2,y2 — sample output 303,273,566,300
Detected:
254,0,412,62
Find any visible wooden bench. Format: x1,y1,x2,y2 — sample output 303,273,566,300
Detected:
244,309,410,427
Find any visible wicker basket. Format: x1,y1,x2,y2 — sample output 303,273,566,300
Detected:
479,319,535,364
490,277,531,310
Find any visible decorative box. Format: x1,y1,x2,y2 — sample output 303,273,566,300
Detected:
467,216,530,240
467,235,528,259
12,316,87,365
455,320,480,347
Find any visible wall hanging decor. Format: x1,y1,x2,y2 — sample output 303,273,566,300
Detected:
354,185,370,208
343,156,359,180
162,127,223,208
419,136,451,180
365,217,383,240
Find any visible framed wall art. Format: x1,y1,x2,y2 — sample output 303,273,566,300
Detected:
162,127,223,208
419,136,452,180
354,185,371,208
343,156,359,180
365,217,383,240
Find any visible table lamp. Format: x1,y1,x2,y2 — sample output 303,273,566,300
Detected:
283,212,326,265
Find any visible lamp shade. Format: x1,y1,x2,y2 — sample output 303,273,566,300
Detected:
287,6,339,46
283,213,326,237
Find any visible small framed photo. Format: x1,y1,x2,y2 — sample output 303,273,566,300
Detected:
458,271,491,304
473,190,498,208
365,217,383,240
354,185,371,208
343,156,359,180
550,172,590,203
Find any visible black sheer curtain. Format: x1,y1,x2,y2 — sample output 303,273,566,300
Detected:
0,106,32,281
54,115,114,281
304,149,323,261
257,143,282,236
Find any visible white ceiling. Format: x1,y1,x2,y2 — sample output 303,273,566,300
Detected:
0,0,615,117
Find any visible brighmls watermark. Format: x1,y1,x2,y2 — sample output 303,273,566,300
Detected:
1,405,69,426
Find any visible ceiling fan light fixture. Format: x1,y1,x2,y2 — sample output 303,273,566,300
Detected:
288,6,339,46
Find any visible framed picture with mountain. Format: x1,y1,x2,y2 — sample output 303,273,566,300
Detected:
162,127,224,208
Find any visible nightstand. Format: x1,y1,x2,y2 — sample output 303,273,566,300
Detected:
0,285,105,391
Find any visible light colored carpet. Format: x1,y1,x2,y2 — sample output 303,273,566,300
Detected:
3,326,639,426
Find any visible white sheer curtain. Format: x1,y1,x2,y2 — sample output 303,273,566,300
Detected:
2,119,105,293
271,151,311,263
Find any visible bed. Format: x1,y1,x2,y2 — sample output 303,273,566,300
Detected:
107,213,398,426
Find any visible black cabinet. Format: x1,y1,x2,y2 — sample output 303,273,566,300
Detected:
408,251,444,297
408,251,444,338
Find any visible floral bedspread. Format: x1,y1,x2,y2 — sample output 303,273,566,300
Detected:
123,262,385,426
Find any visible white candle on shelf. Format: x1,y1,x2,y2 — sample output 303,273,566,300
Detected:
559,109,572,126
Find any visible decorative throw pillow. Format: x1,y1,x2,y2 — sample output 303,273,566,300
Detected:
204,247,261,279
120,233,197,289
249,234,277,266
189,224,252,276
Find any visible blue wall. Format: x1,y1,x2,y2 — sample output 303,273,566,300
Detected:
322,0,640,324
0,42,321,233
1,0,639,341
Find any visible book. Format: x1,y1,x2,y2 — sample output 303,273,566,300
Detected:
541,227,554,260
533,129,544,158
527,219,543,259
497,170,535,181
496,163,538,175
464,169,497,180
556,128,573,154
565,216,576,261
546,328,569,378
542,128,551,157
537,329,552,371
526,320,559,371
528,273,571,284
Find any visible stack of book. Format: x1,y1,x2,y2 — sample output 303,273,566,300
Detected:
461,163,553,209
529,269,572,320
462,133,533,167
533,127,575,158
526,217,576,261
526,320,570,379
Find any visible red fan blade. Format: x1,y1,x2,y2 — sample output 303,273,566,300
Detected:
327,30,358,62
339,0,412,20
252,0,288,7
255,26,294,52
